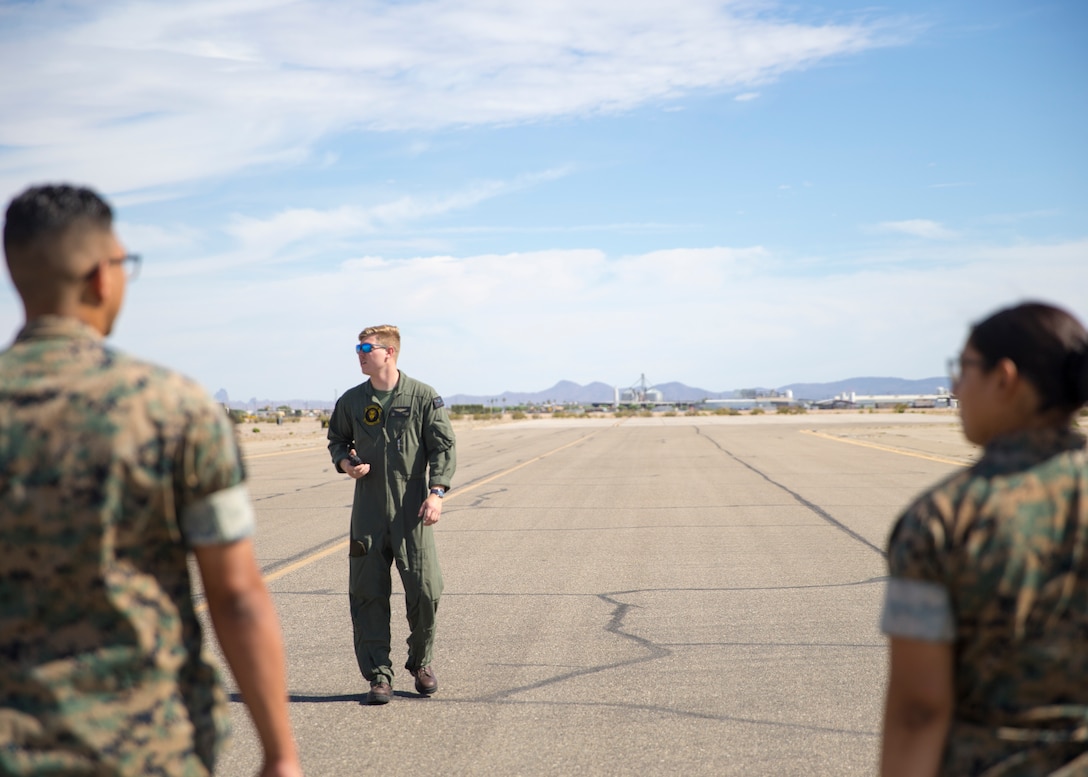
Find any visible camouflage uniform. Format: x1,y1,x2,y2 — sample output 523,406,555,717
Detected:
882,426,1088,775
327,372,455,687
0,317,255,776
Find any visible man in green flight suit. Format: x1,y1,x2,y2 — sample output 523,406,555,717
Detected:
327,324,456,705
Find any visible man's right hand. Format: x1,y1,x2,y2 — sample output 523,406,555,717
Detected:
340,451,371,479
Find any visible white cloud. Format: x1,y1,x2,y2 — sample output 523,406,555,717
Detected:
734,92,761,101
134,167,575,275
2,224,1084,399
0,1,898,200
874,219,958,239
114,220,202,254
3,235,1074,400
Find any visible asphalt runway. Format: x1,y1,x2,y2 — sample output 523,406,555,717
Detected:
207,412,977,776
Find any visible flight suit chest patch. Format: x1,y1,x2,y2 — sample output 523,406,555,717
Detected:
389,407,410,419
364,404,382,425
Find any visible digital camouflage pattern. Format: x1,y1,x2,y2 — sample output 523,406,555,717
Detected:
327,371,455,685
887,426,1088,775
0,317,247,776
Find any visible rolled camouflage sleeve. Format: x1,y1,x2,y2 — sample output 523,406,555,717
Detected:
176,398,254,546
882,578,954,642
881,499,955,643
180,483,255,546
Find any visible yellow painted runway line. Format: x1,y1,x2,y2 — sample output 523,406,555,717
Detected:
800,429,968,466
262,540,348,584
445,433,592,495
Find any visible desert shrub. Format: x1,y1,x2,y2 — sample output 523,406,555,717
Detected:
252,427,261,433
750,407,765,415
894,404,908,414
713,408,739,416
512,411,527,420
227,409,248,425
452,404,486,414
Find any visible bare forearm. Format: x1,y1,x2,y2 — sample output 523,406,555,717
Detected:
880,704,949,777
880,636,954,777
208,586,299,769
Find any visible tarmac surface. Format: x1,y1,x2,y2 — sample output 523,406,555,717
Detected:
207,411,978,776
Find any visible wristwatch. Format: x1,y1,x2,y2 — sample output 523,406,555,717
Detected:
429,487,446,499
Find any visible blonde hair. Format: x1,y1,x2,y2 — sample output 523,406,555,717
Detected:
359,324,400,353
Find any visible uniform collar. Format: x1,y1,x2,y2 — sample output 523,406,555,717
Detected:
366,370,403,397
983,426,1086,472
15,315,104,345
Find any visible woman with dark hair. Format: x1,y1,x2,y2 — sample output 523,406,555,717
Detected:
880,301,1088,776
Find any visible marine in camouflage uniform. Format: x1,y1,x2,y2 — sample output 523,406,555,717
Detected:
882,426,1088,775
1,183,300,777
327,354,456,693
0,316,253,775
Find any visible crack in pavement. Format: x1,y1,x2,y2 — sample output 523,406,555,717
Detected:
694,426,886,558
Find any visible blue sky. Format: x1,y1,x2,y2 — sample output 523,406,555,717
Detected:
1,0,1085,401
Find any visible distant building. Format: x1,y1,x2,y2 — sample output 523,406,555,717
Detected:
616,374,665,406
812,387,955,410
701,390,799,411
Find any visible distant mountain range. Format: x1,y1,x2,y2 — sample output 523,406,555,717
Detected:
779,376,950,401
216,376,950,411
444,376,950,405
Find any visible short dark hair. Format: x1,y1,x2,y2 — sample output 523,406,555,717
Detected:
969,301,1088,415
3,184,113,253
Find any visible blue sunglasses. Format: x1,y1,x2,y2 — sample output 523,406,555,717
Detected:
356,343,391,354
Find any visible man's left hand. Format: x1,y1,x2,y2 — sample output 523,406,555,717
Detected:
419,493,443,526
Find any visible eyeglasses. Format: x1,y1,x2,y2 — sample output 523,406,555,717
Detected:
946,354,987,386
114,254,141,279
87,253,141,280
356,343,390,354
